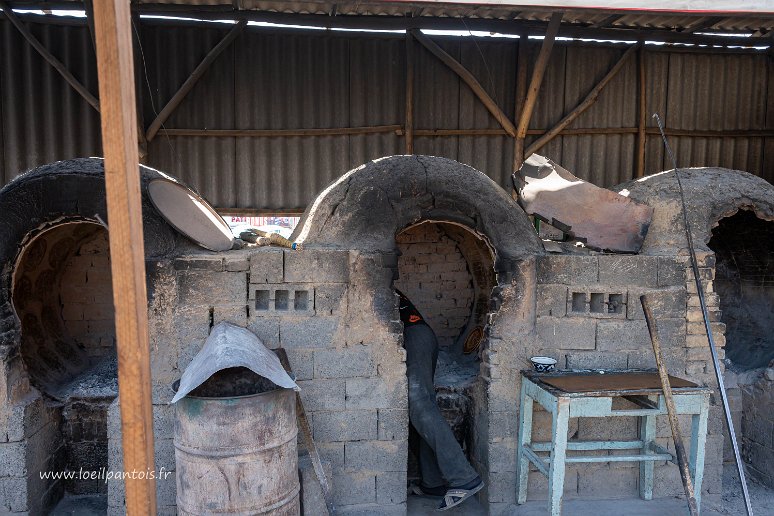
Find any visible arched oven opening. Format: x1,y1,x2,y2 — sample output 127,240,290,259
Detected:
708,209,774,485
393,221,496,492
11,220,117,511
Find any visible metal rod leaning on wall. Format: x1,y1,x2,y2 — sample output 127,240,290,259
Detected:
0,0,101,111
640,295,700,516
405,31,415,154
275,348,335,515
653,113,754,516
636,45,647,178
513,30,529,171
93,0,157,513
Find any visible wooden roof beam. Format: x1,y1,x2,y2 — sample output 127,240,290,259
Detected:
410,28,517,138
590,14,624,29
525,43,639,157
145,19,246,143
516,12,563,140
681,16,726,33
0,0,100,111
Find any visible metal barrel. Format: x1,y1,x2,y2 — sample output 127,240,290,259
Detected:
174,387,300,515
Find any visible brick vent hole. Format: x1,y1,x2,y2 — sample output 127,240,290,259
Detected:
11,221,118,504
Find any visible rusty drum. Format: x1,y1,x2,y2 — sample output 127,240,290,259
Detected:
174,369,300,515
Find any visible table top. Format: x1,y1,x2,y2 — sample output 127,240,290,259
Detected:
522,369,711,397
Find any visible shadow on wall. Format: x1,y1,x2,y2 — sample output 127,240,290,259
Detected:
709,210,774,371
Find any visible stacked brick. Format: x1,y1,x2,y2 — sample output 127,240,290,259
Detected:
0,395,64,514
479,254,723,510
60,231,116,358
107,247,409,516
394,224,474,348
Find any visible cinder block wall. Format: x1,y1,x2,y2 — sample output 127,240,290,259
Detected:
489,253,723,509
104,249,727,516
394,224,474,348
108,247,409,516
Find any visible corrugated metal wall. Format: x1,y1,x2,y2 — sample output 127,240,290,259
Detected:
1,18,771,211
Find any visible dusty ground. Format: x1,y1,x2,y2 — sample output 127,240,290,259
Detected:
49,464,773,515
407,464,774,515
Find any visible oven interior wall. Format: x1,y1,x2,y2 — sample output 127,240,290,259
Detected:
11,223,117,510
709,210,774,488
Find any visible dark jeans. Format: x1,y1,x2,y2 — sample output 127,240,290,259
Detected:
405,324,479,488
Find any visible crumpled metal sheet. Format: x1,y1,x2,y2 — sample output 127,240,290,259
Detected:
515,153,653,253
171,322,298,403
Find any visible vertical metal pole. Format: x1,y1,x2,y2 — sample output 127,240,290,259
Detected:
93,1,157,514
405,31,415,155
653,113,754,516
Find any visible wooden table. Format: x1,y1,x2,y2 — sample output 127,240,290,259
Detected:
516,369,711,516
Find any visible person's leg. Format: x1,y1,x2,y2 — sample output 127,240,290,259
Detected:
405,324,479,488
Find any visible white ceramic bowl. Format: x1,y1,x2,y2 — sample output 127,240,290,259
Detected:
530,356,557,373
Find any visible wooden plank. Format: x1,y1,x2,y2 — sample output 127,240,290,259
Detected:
524,43,638,157
410,29,517,138
275,348,334,515
532,440,646,452
516,12,563,139
161,126,774,139
145,20,246,143
0,0,100,111
405,32,415,154
161,125,402,137
641,295,699,516
590,14,624,29
125,8,770,47
522,445,550,477
636,44,647,178
92,1,157,515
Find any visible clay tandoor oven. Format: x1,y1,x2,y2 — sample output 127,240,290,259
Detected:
1,156,773,514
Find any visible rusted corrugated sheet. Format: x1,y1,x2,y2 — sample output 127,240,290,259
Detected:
141,23,237,207
0,19,770,211
664,51,767,176
0,19,101,185
559,44,637,187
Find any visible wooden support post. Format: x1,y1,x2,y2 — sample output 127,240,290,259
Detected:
145,19,247,143
636,45,647,178
405,31,415,154
92,1,157,515
516,12,562,142
513,32,529,172
410,29,517,138
524,43,638,158
641,296,700,516
0,0,100,111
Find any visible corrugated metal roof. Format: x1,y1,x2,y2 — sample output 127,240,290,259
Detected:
0,19,771,211
132,1,774,33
